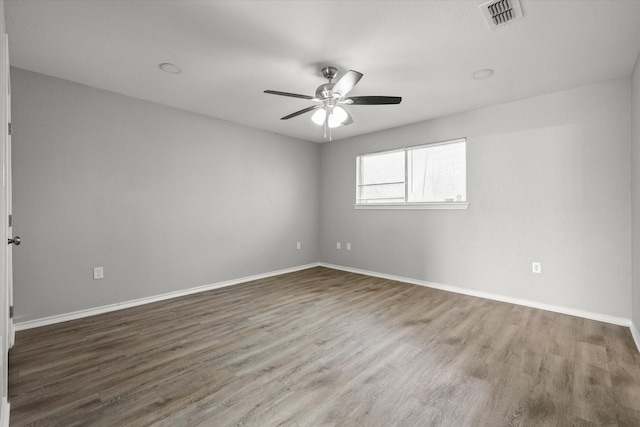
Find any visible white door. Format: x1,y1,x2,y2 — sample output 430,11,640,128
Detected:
0,32,12,423
4,34,13,350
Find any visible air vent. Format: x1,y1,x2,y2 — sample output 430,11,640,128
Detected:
480,0,523,28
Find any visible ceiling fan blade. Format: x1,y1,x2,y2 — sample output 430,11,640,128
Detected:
264,90,315,100
342,109,354,126
332,70,363,97
344,96,402,105
280,104,322,120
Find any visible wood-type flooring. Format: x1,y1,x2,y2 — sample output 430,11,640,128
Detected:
8,267,640,426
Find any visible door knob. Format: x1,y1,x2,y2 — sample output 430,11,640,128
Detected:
8,236,20,245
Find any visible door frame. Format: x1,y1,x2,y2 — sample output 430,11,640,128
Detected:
0,31,11,426
5,33,11,350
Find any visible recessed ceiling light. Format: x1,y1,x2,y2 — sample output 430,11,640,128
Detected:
159,63,181,74
473,68,494,80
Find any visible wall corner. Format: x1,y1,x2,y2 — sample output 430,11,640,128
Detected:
632,50,640,337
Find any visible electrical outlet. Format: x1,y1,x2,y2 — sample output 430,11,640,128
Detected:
346,243,351,251
336,242,341,250
532,262,541,274
296,242,301,250
93,266,104,280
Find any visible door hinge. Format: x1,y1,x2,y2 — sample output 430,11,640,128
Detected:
8,122,11,136
8,214,12,227
9,306,13,319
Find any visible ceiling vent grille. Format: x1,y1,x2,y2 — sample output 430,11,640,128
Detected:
480,0,523,28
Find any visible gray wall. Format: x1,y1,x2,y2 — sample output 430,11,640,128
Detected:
633,54,640,330
11,67,636,324
0,0,4,34
11,68,320,323
320,78,632,319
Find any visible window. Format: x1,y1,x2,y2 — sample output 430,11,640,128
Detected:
356,138,468,209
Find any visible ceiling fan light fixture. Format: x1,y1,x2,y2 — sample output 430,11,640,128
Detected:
311,108,326,126
332,106,348,124
328,115,341,128
328,110,344,128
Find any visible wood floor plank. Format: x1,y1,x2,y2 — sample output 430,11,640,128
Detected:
546,321,578,359
572,362,617,425
517,352,575,426
616,404,640,427
8,266,640,426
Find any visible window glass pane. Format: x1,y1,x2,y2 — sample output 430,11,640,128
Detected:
360,150,404,184
407,141,466,202
359,182,405,202
357,150,405,203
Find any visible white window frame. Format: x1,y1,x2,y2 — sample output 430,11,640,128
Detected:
355,138,469,210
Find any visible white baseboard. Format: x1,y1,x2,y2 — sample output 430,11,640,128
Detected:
631,322,640,353
0,397,9,427
13,261,640,354
15,263,320,331
319,263,635,330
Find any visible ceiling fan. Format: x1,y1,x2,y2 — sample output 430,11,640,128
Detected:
264,66,401,138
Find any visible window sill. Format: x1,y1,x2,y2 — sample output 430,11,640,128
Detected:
354,202,470,210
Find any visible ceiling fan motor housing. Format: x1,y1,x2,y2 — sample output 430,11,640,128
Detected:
316,66,341,100
316,83,338,101
321,66,338,81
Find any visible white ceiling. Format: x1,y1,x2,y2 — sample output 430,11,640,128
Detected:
5,0,640,143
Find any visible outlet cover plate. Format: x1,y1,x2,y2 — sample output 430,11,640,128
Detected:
93,266,104,280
